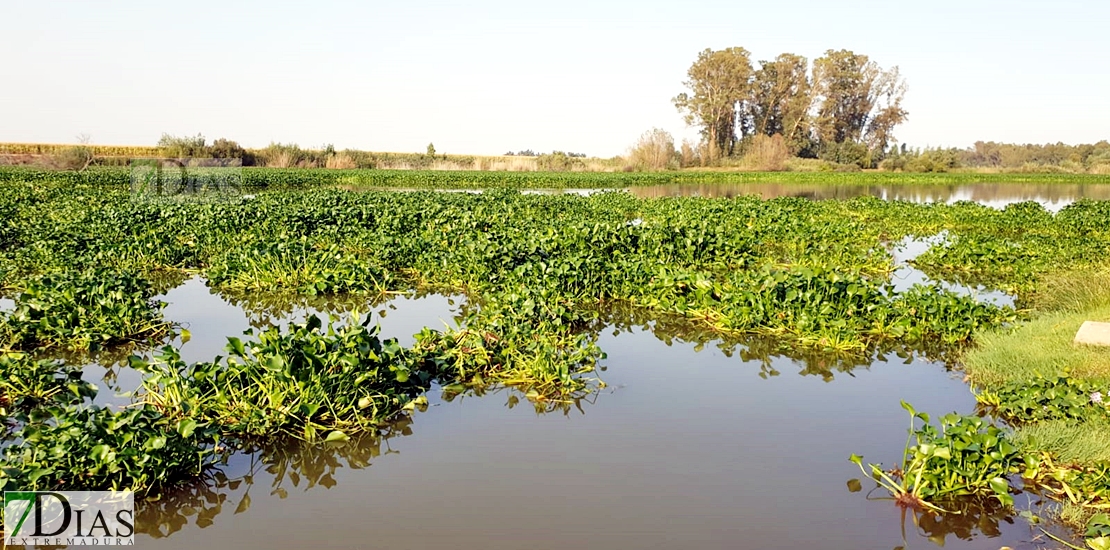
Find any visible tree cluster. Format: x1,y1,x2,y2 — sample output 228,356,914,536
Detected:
505,150,586,158
880,141,1110,173
157,133,251,163
674,48,907,167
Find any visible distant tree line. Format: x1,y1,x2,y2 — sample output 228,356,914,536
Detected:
505,150,587,158
145,135,617,171
881,141,1110,173
673,48,907,168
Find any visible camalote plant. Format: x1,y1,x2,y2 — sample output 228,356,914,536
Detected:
0,355,214,498
976,375,1110,424
1039,511,1110,550
5,176,1099,357
0,404,216,495
134,314,427,442
850,401,1029,511
0,268,174,352
637,265,1016,351
205,237,395,295
410,289,606,400
0,352,97,415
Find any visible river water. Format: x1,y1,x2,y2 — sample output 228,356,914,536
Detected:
351,181,1110,213
627,181,1110,212
21,186,1099,549
106,277,1042,550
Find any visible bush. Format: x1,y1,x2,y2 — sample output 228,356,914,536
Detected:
536,151,583,172
742,134,789,171
906,149,961,173
208,138,246,161
157,133,208,158
626,128,676,171
51,146,94,171
818,140,871,168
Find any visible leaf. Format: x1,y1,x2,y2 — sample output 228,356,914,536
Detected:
900,400,916,416
1088,537,1110,550
226,337,246,357
89,444,110,462
847,478,863,493
177,419,198,439
849,453,864,466
324,430,349,443
235,494,251,515
989,476,1010,496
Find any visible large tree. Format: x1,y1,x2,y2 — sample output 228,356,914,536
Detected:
673,48,754,160
747,53,814,154
811,49,907,152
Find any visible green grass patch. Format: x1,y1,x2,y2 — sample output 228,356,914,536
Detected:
964,305,1110,387
1013,419,1110,465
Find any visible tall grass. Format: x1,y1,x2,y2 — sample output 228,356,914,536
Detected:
1032,271,1110,313
741,134,790,171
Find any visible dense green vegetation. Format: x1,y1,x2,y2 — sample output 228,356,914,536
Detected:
2,169,1110,544
1,165,1107,191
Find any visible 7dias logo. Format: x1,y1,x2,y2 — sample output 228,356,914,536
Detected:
3,491,135,547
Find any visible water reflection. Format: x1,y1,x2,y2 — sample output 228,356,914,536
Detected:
888,233,1016,307
9,276,1044,549
629,182,1110,212
128,316,1035,550
137,419,419,539
586,299,966,381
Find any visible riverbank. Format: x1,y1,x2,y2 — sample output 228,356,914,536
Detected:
964,270,1110,532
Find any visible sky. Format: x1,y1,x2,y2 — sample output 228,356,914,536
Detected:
1,0,1108,157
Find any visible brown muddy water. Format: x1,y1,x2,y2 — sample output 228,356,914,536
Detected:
68,276,1047,550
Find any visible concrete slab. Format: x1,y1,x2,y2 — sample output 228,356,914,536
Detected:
1075,321,1110,347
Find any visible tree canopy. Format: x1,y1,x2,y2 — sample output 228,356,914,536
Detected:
675,47,908,165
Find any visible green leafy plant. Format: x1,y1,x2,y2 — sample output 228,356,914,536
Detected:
134,314,427,441
0,404,215,495
0,268,173,351
850,401,1028,511
977,376,1110,424
0,352,97,414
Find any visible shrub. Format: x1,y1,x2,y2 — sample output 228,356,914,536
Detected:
742,134,789,171
824,141,874,168
626,128,676,171
51,146,94,171
325,153,358,169
157,133,208,158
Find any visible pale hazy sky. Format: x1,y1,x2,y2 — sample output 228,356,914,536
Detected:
2,0,1107,157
